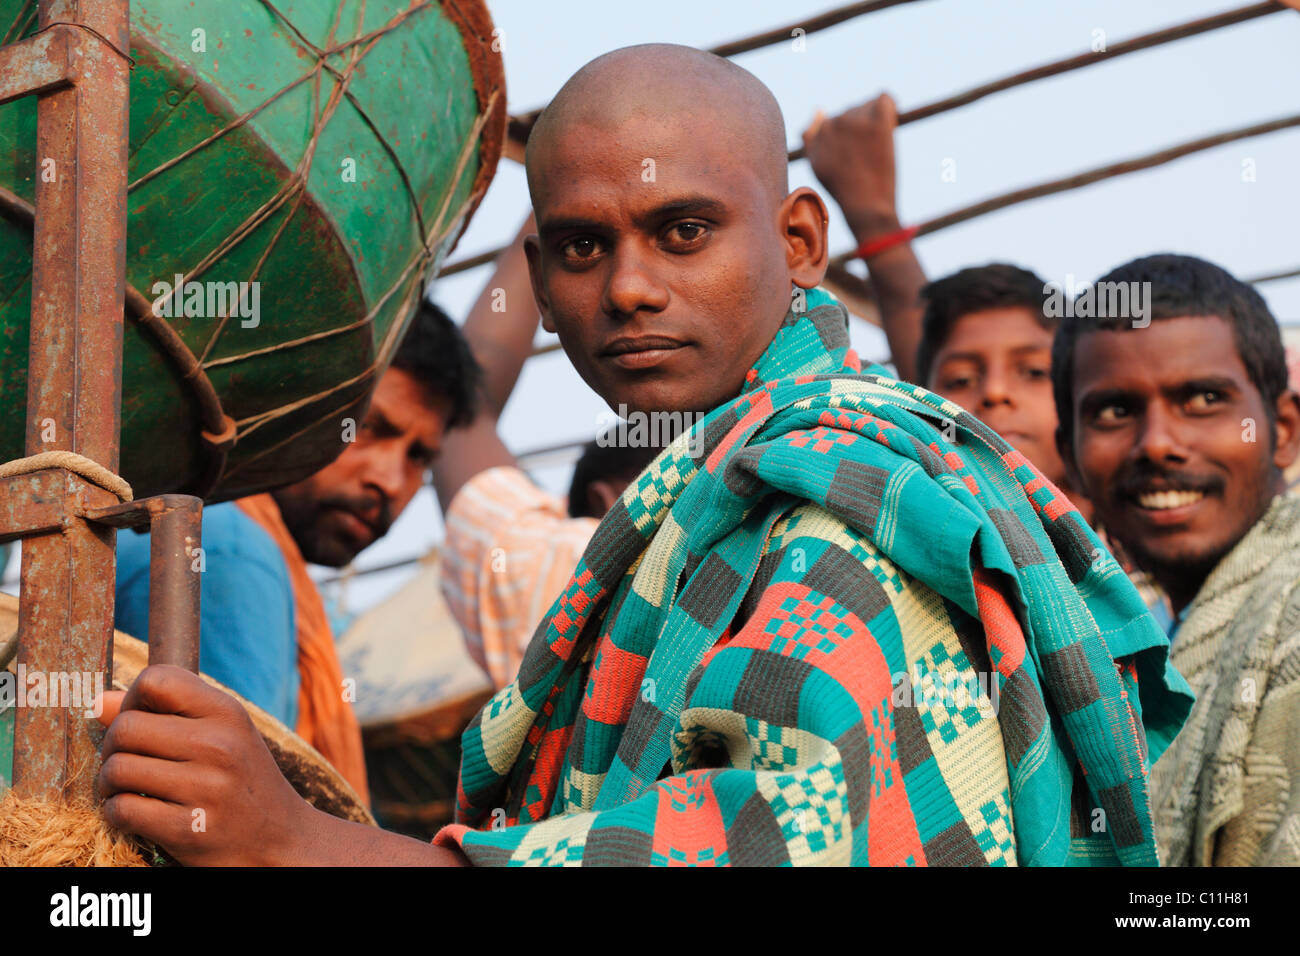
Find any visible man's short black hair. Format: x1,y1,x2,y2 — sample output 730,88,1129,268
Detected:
391,298,481,429
1050,253,1287,449
915,263,1053,385
567,438,663,519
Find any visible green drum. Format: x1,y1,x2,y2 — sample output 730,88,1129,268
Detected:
0,0,505,500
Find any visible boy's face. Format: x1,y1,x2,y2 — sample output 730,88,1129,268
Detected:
523,113,806,418
927,307,1063,484
1061,314,1298,582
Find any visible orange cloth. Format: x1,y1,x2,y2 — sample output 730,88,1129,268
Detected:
235,494,369,804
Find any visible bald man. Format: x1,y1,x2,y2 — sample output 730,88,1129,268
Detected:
95,44,1190,867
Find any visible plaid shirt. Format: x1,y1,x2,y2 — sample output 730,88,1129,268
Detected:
434,289,1193,866
440,467,598,690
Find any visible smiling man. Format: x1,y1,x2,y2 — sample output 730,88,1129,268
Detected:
95,44,1190,867
113,299,479,799
1053,253,1300,866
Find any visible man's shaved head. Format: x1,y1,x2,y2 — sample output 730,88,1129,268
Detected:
527,44,789,206
520,43,828,418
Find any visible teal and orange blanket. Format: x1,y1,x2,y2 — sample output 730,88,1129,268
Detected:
435,287,1193,866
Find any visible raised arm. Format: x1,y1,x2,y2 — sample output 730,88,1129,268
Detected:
802,94,929,384
431,216,540,513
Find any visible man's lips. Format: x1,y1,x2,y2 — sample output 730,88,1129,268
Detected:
1134,489,1207,511
600,335,687,370
327,506,381,544
1116,478,1219,527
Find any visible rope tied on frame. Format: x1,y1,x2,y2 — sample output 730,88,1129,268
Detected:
0,451,133,502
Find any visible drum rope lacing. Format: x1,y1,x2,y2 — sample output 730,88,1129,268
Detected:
123,0,501,488
0,0,504,498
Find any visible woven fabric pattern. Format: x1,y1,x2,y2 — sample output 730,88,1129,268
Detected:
440,466,599,690
434,288,1193,866
1151,494,1300,866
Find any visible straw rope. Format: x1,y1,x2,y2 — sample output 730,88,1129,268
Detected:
0,451,132,501
0,793,150,867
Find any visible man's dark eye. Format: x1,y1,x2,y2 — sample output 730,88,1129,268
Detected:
561,237,600,259
1094,404,1129,423
1187,390,1224,411
666,222,708,245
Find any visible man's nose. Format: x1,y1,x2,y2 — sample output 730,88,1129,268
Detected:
360,439,407,507
979,368,1012,408
602,242,669,318
1134,404,1189,464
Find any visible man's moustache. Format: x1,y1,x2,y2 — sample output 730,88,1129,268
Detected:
321,497,391,536
1115,467,1221,498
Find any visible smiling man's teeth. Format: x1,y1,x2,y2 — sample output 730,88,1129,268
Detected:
1136,489,1205,510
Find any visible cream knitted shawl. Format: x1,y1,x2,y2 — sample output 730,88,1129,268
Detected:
1151,494,1300,866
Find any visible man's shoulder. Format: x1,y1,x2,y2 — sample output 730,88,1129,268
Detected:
444,465,592,559
1224,495,1300,606
1179,496,1300,665
118,501,285,574
201,502,287,560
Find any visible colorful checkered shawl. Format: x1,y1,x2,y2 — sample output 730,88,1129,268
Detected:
435,288,1193,866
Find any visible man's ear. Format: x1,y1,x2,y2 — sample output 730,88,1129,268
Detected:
1271,389,1300,472
586,478,622,519
780,187,830,289
523,234,556,334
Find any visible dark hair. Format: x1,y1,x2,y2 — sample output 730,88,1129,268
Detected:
391,298,481,429
915,263,1053,385
567,438,663,519
1051,253,1286,448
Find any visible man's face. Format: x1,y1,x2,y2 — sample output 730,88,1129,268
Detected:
928,307,1064,485
1063,315,1293,583
524,115,796,417
272,366,448,567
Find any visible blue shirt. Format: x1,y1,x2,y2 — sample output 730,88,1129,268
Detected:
114,502,299,727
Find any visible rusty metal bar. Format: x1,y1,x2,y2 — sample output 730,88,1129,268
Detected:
145,504,201,671
85,495,203,673
0,24,76,104
0,469,119,543
10,0,131,804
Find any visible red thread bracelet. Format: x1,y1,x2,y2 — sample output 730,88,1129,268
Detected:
854,224,919,260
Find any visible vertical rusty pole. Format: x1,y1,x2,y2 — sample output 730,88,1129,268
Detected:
147,504,202,672
12,0,130,803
